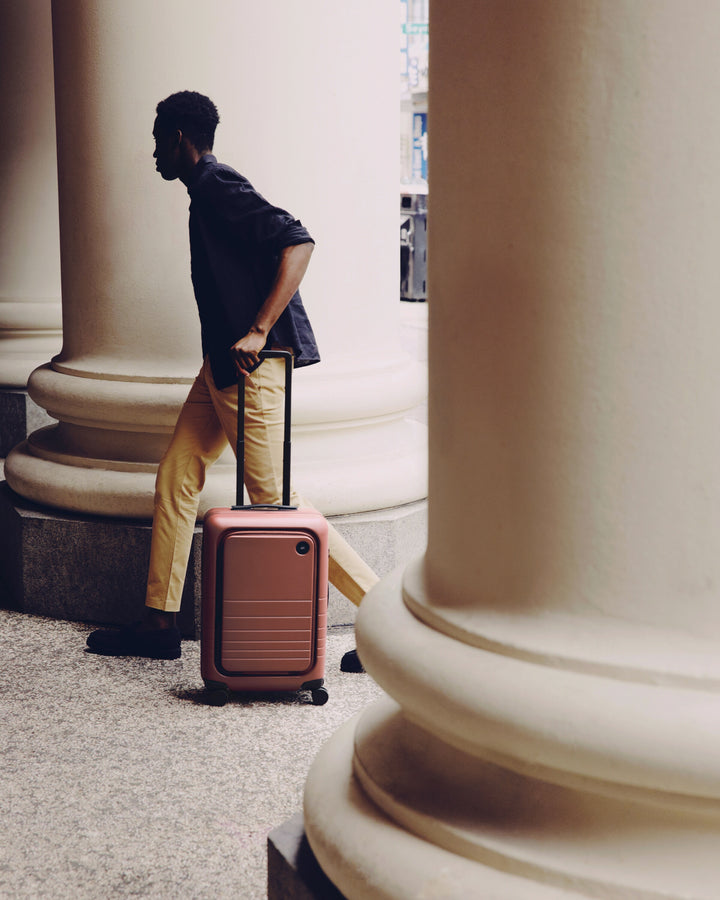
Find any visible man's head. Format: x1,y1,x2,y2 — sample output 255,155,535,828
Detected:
153,91,220,182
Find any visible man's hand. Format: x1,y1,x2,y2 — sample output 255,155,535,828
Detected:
231,328,266,376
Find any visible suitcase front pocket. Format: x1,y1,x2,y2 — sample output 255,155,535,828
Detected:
216,530,319,676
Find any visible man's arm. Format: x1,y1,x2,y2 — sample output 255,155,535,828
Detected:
230,242,314,376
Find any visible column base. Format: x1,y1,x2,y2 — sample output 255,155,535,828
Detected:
300,568,720,900
267,813,346,900
303,716,584,900
0,387,55,457
0,484,427,636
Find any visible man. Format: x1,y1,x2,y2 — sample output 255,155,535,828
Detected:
86,91,375,671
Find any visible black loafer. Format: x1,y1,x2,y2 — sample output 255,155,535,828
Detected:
340,648,364,673
86,623,182,660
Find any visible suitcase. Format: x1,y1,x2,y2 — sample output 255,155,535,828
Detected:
201,350,329,706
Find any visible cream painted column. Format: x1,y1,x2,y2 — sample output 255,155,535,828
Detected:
304,2,720,897
0,0,61,388
5,0,425,518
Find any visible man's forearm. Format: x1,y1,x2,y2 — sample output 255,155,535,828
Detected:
250,242,314,338
230,241,314,375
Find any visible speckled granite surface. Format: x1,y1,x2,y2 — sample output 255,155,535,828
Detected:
0,611,383,899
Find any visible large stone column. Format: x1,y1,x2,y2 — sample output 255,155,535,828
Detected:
5,0,425,520
303,2,720,897
0,0,62,450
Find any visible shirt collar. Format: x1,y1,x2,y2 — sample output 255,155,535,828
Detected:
186,153,216,192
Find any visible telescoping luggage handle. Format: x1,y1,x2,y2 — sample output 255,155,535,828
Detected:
234,349,294,510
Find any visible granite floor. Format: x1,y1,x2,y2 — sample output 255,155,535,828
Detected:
0,611,383,899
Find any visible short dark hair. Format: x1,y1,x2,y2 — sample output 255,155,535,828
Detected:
155,91,220,152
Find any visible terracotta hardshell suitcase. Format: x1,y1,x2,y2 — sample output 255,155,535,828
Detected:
201,351,329,706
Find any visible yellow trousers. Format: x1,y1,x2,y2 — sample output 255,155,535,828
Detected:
145,356,379,612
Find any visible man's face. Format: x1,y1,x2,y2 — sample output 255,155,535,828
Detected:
152,117,181,181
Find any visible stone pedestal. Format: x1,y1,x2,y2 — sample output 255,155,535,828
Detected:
0,482,426,637
267,813,345,900
0,391,55,458
0,483,201,638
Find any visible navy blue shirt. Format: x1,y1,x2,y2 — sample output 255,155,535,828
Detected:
186,154,320,389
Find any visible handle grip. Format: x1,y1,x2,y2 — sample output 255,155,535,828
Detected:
235,350,293,508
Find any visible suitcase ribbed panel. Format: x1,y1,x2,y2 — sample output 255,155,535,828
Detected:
219,532,317,675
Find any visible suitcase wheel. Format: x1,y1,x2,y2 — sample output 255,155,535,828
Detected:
206,686,230,707
311,687,329,706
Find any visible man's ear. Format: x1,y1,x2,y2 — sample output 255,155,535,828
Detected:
178,131,203,167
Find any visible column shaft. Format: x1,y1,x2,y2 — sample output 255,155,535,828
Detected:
0,0,61,389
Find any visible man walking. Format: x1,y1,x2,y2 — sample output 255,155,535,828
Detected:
86,91,375,670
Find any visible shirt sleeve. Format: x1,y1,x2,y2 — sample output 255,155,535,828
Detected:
199,166,314,253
